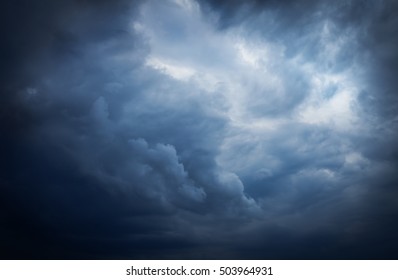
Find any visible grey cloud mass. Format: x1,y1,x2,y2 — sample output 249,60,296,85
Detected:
1,0,398,259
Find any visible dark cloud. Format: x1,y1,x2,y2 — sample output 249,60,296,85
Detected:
202,0,398,117
1,0,398,259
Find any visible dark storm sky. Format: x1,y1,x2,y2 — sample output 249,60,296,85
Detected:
1,0,398,259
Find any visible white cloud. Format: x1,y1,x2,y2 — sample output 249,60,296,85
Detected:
131,0,366,191
298,86,359,131
146,56,196,81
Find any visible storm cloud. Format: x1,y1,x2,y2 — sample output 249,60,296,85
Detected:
1,0,398,259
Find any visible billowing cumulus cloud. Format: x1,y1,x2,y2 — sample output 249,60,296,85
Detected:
1,0,398,259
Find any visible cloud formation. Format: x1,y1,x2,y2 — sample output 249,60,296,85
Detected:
1,0,398,259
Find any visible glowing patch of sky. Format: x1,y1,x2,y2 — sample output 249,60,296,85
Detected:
132,0,365,180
